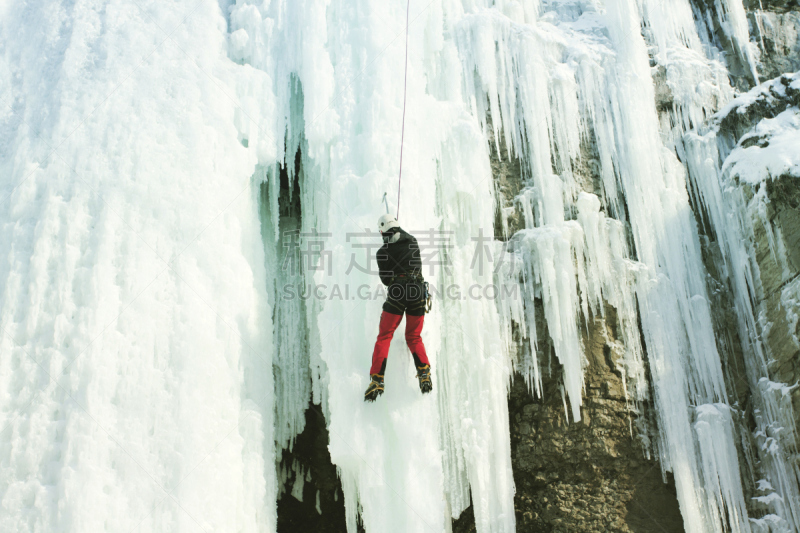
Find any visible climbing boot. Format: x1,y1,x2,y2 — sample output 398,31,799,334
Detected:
416,364,432,394
364,374,384,402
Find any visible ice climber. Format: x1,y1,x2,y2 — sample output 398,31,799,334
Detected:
364,214,432,402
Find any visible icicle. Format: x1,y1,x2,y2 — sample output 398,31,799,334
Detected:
714,0,760,84
513,224,586,422
291,463,306,502
694,404,751,533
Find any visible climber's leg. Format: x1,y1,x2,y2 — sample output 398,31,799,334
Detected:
405,313,432,394
370,311,404,375
404,313,429,367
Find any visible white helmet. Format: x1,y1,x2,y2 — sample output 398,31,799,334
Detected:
377,214,400,232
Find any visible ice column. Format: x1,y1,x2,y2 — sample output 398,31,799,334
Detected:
0,1,279,531
597,0,751,530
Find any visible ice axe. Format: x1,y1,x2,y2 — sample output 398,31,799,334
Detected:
382,192,390,215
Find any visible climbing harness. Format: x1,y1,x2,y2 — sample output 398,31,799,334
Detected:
385,273,431,314
396,0,411,220
389,272,423,285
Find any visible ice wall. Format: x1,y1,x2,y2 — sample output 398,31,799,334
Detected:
2,0,799,532
251,0,766,529
0,0,278,531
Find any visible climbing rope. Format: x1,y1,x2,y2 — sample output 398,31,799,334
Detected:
396,0,411,220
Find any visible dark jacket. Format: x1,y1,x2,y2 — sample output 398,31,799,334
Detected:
376,227,422,286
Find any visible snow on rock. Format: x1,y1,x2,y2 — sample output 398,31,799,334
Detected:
712,72,800,184
723,108,800,183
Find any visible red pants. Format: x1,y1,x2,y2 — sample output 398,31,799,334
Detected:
369,311,429,375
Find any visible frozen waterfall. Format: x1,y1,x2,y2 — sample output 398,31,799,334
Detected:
1,0,799,532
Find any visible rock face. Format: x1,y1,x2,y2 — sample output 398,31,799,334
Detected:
713,71,800,440
760,175,800,419
505,308,684,533
745,0,800,81
467,121,688,532
277,408,351,533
